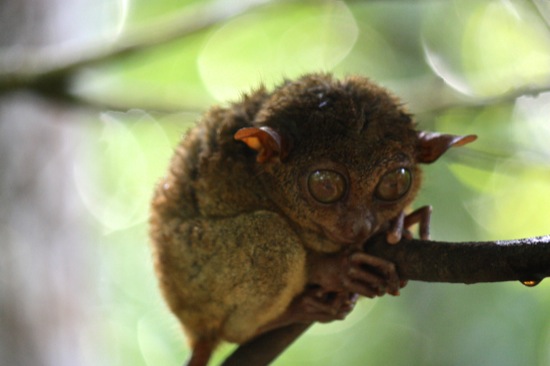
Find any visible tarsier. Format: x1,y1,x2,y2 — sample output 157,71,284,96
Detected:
149,73,476,366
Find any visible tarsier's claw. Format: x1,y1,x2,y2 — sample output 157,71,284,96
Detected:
386,232,401,245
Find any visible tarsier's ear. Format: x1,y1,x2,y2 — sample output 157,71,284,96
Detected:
417,131,477,164
234,126,291,163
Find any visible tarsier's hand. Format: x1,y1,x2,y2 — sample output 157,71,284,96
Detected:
287,255,405,324
300,250,405,323
350,205,433,296
256,287,358,335
278,251,405,328
342,252,406,297
286,286,358,324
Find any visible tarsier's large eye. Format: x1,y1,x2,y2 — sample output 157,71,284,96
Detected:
375,168,412,201
307,170,347,204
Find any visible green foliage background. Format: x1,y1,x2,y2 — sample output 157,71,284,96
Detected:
27,0,550,365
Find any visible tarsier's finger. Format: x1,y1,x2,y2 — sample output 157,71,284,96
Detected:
295,310,345,324
332,292,358,317
347,266,386,291
302,293,342,314
386,211,405,244
347,292,360,304
301,295,351,322
402,229,413,240
404,205,432,240
342,278,380,298
348,252,401,295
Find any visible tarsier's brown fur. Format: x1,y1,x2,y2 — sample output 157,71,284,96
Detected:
150,74,475,365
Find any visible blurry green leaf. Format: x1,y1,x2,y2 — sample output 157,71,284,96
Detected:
513,92,550,161
422,0,478,96
138,312,185,366
440,104,515,141
462,1,550,96
449,163,499,193
488,167,550,238
422,0,550,98
75,34,214,111
338,2,425,79
197,1,358,101
74,110,176,232
124,0,200,27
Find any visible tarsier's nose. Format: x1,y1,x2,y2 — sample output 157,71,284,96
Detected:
349,215,375,244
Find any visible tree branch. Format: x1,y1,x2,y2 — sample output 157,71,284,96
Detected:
221,323,312,366
394,75,550,116
223,233,550,366
3,0,549,113
0,0,270,102
366,233,550,284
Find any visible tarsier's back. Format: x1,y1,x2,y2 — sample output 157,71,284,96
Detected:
149,73,476,366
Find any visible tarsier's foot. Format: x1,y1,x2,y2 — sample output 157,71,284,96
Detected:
301,285,359,323
285,286,358,324
258,287,358,334
342,252,406,297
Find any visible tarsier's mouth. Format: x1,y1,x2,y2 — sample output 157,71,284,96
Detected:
322,225,377,247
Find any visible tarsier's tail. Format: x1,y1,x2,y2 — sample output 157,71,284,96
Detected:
185,339,215,366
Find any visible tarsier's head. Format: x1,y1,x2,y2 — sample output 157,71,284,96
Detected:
235,74,475,247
